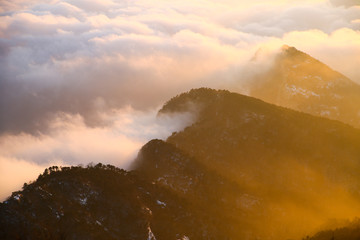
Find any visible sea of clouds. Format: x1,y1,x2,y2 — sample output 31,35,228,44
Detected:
0,0,359,200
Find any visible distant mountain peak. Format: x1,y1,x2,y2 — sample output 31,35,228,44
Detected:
280,44,298,54
278,45,313,61
280,44,299,53
249,45,360,128
281,44,291,50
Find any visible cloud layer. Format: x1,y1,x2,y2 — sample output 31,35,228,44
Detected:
0,106,194,200
1,0,359,134
0,0,359,199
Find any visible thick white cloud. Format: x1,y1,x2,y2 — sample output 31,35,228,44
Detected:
0,106,194,165
223,3,360,37
0,106,194,200
0,0,359,199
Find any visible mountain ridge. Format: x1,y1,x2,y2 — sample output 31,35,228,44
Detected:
159,88,360,239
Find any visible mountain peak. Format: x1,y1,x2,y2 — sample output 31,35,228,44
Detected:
281,44,291,50
280,45,306,57
280,44,298,52
280,44,296,53
249,46,360,128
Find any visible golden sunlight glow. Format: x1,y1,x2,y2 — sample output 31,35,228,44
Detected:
1,0,360,239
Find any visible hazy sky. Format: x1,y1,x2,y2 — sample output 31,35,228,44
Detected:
0,0,359,200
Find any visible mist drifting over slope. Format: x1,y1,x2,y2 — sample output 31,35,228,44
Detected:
0,107,194,200
0,0,359,199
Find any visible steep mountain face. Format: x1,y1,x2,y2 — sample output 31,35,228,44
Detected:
159,88,360,239
133,139,262,239
249,45,360,128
